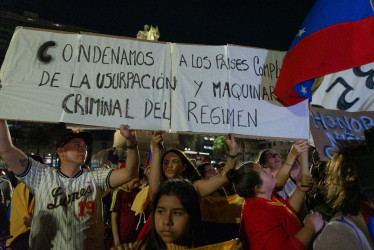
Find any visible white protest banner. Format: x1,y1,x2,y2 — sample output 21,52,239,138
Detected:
0,27,310,140
310,106,374,160
311,62,374,112
0,27,172,130
171,43,310,140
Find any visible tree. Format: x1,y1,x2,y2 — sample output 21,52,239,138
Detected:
212,136,228,158
213,136,263,161
178,134,198,148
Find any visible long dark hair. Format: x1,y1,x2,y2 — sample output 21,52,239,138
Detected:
138,179,206,249
161,149,201,182
227,161,262,198
323,141,367,215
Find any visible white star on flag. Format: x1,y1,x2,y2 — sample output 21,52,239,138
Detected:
300,86,307,95
297,27,306,37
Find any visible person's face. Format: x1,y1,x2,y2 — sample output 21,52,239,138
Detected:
58,138,87,166
262,150,282,171
254,163,277,195
204,164,217,179
163,153,185,178
155,194,190,244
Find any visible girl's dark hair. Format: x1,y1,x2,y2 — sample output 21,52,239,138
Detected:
226,161,262,198
161,149,201,182
323,141,367,215
196,162,211,178
138,179,206,249
256,149,272,165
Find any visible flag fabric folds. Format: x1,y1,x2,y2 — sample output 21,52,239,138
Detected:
145,149,152,167
274,0,374,105
200,194,244,224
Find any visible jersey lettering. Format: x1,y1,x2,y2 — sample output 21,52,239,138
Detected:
47,185,93,209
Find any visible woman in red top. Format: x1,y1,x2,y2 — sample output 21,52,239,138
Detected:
227,161,324,250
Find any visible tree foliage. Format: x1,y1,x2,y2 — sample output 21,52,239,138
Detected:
178,134,198,148
212,136,228,157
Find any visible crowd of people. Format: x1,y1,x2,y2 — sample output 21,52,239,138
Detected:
0,119,373,249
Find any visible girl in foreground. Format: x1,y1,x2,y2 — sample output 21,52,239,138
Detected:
227,161,324,249
113,179,241,250
132,132,237,240
137,179,206,249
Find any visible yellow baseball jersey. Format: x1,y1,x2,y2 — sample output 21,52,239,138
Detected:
6,182,34,246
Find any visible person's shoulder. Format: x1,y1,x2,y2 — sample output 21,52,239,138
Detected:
91,167,113,173
13,182,27,191
315,218,357,249
28,157,50,170
243,197,272,214
325,214,362,232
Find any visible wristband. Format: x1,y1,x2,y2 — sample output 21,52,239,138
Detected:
124,142,138,149
284,161,293,167
228,153,240,158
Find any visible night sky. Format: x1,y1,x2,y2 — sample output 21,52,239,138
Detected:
2,0,316,51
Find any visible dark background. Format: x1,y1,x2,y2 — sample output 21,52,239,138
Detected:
1,0,316,51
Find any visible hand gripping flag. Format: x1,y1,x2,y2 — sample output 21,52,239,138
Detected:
274,0,374,106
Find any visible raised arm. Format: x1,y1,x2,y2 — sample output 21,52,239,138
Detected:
109,125,139,188
193,133,238,198
275,140,309,190
288,175,311,212
0,120,28,175
148,131,163,202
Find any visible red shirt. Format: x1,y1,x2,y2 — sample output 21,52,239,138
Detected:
112,187,141,243
240,194,305,250
137,213,152,240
